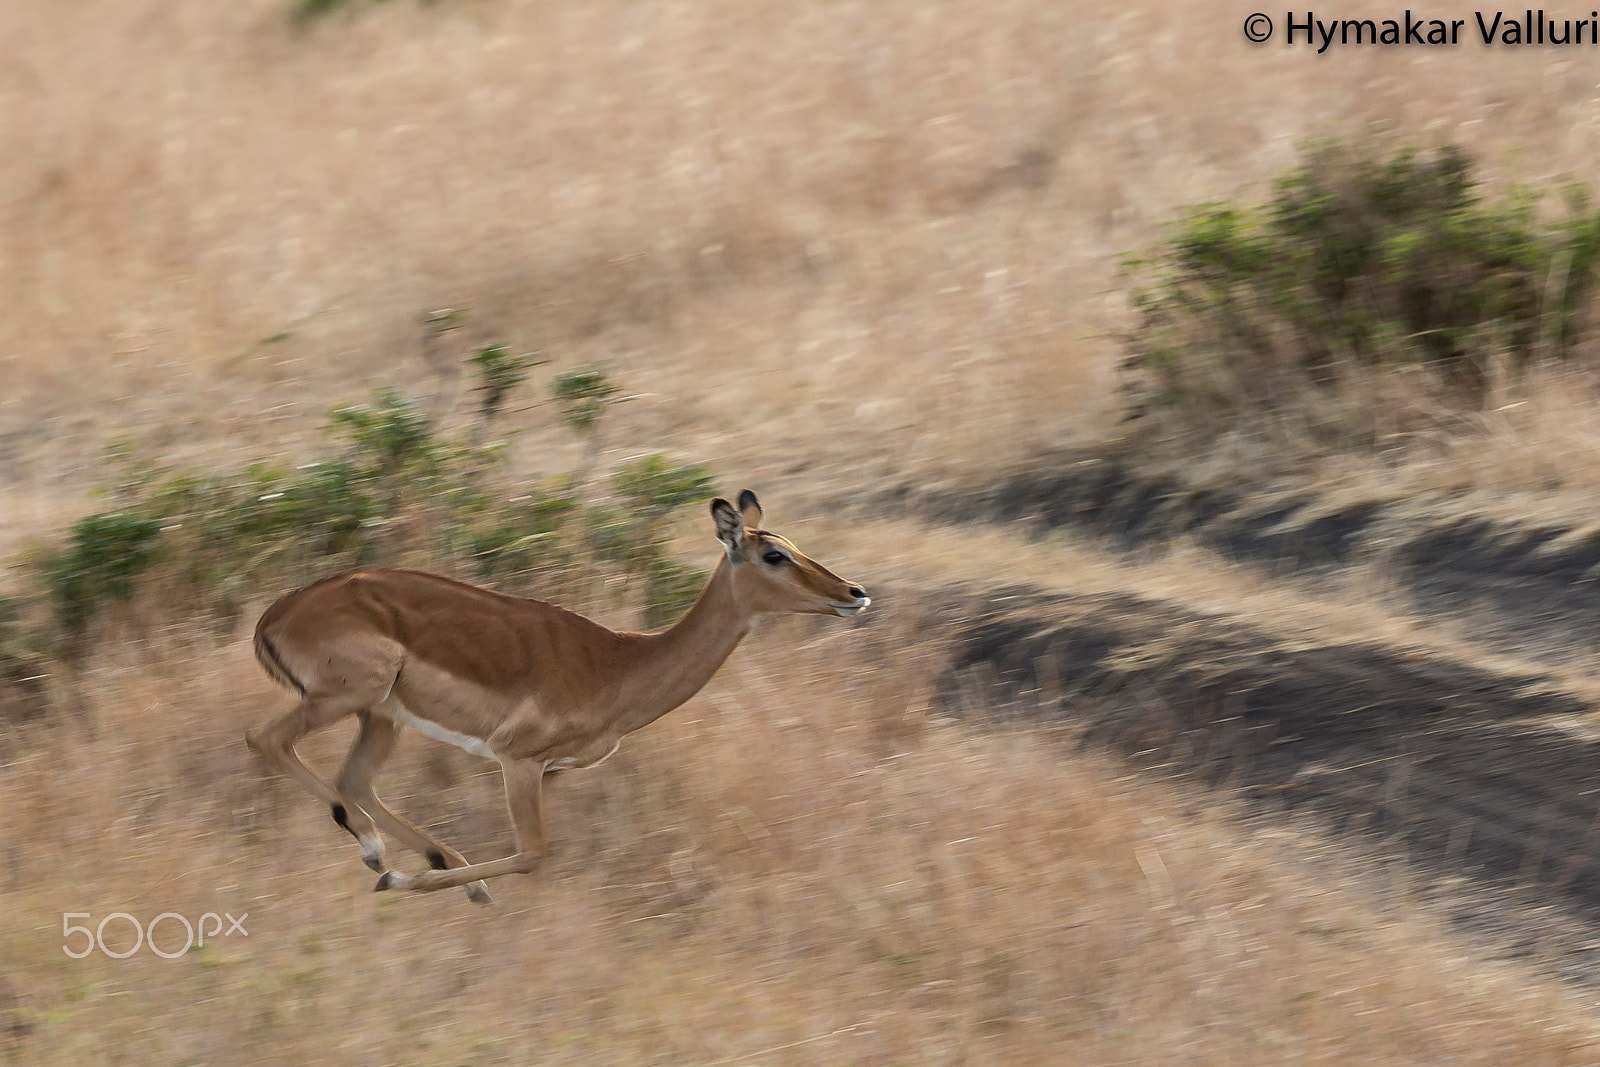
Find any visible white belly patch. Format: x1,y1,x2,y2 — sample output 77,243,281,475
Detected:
374,696,496,760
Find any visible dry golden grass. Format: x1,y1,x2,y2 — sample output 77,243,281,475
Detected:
9,0,1600,530
3,617,1597,1065
9,1,1600,1062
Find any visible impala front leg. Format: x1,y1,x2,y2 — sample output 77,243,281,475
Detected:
375,756,547,894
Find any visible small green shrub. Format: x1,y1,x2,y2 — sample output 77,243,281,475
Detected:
326,386,509,530
591,457,716,567
140,460,377,598
461,479,580,585
30,387,462,641
581,507,709,630
329,387,442,480
290,0,345,21
552,366,621,435
609,457,716,625
642,557,709,630
291,0,399,22
468,343,545,426
585,506,658,569
612,454,716,519
1123,141,1600,440
43,513,164,633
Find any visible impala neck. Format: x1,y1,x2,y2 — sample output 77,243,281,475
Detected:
621,556,750,732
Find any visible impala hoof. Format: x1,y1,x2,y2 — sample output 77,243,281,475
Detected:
359,835,386,872
373,871,400,892
465,881,493,905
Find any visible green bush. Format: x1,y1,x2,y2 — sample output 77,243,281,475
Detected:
43,513,164,634
1124,141,1600,431
33,388,457,640
290,0,345,21
552,366,621,435
642,558,708,630
612,454,716,518
291,0,401,22
467,343,544,426
23,376,719,649
461,479,580,585
610,457,716,625
329,387,443,480
138,460,377,598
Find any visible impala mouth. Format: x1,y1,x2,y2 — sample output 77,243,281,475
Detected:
832,597,870,617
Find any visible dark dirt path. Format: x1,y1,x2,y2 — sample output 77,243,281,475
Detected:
933,588,1600,981
912,455,1600,663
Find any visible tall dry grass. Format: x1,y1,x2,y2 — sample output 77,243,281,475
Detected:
3,608,1597,1064
9,0,1600,538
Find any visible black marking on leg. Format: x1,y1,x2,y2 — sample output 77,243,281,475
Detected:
427,849,448,870
331,803,351,833
255,632,307,696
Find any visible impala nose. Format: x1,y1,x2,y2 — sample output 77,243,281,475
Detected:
848,586,867,600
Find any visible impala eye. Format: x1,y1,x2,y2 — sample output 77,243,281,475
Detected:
762,549,786,566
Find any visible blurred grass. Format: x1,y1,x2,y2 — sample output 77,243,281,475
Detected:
4,615,1598,1064
10,1,1600,535
5,0,1600,1062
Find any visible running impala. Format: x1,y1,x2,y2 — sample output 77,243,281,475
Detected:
245,490,868,902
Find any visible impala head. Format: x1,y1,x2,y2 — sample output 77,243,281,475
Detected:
711,490,869,618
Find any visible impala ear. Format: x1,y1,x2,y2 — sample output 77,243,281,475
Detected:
737,489,763,531
711,497,744,556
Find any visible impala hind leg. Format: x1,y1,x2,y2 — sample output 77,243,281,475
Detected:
336,713,492,904
375,755,546,894
246,692,385,869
